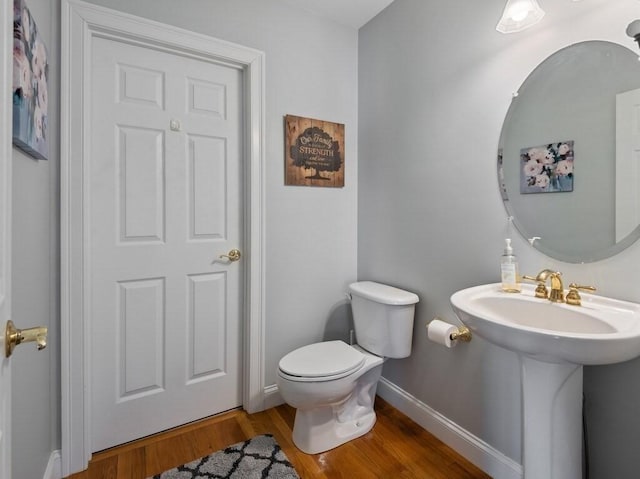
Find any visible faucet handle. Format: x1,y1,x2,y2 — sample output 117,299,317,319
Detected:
522,275,549,299
566,283,597,306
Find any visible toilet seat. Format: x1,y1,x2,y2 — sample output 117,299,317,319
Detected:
278,340,365,382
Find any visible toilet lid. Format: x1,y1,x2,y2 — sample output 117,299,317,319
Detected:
279,340,365,379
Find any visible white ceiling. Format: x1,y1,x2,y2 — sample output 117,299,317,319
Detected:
279,0,395,29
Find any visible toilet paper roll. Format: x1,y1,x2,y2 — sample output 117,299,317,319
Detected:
427,319,458,348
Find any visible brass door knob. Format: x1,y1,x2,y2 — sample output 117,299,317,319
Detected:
5,320,48,358
219,249,241,262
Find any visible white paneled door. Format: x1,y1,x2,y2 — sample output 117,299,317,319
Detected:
89,36,243,451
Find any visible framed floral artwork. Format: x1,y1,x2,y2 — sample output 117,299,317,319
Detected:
520,141,573,194
12,0,49,160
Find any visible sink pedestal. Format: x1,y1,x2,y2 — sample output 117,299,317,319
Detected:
521,357,582,479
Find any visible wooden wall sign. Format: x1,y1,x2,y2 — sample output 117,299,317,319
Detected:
285,115,345,187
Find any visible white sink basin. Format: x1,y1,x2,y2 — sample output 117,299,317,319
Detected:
450,283,640,365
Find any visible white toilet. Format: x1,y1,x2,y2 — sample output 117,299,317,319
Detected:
277,281,419,454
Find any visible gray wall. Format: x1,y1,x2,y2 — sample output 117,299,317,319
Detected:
11,0,60,478
359,0,640,477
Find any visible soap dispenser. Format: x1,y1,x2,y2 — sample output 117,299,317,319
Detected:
501,238,521,293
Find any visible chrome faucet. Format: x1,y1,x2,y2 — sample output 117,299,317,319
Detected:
523,269,565,303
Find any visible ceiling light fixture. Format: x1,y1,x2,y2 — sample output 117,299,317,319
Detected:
496,0,546,34
626,20,640,50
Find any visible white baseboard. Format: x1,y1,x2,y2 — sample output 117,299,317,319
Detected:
43,450,62,479
377,377,523,479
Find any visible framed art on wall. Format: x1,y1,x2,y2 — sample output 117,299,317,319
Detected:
12,0,49,160
285,115,344,187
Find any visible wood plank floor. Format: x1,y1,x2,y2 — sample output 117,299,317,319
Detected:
66,397,491,478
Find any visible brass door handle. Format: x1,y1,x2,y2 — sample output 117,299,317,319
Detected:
219,249,241,262
5,320,48,358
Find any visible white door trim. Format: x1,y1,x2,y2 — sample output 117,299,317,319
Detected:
60,1,266,475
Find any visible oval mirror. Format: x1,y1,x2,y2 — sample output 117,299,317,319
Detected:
498,41,640,263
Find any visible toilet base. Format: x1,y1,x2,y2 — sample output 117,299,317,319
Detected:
292,406,377,454
290,362,382,454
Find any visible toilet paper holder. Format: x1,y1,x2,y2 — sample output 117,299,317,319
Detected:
450,326,472,342
432,316,472,343
427,317,473,348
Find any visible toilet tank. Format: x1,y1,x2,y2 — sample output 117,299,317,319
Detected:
348,281,419,358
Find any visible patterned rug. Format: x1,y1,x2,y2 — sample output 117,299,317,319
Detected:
150,434,301,479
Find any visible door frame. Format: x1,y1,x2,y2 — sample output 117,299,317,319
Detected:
60,0,266,475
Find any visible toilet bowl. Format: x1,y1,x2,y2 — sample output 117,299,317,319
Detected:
277,281,419,454
277,341,384,454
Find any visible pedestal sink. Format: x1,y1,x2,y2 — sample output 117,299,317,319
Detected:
450,283,640,479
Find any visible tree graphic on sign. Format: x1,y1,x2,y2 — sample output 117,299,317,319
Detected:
289,126,342,181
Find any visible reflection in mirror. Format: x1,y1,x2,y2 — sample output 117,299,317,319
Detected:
498,41,640,263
